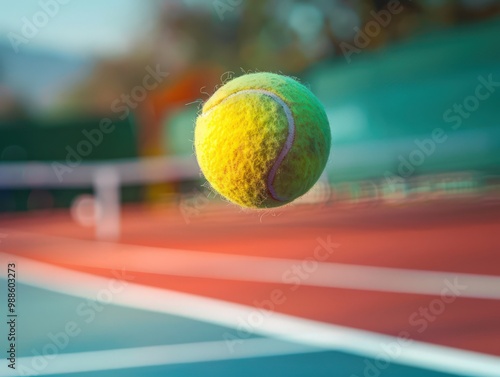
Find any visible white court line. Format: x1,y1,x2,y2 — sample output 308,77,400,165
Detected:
0,338,320,376
1,253,499,377
7,231,500,300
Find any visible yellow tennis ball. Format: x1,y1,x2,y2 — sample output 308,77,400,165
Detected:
194,72,331,208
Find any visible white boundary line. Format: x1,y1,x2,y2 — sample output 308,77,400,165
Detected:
1,253,499,377
7,231,500,300
0,338,319,376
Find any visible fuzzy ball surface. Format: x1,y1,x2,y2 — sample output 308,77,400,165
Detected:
194,72,331,208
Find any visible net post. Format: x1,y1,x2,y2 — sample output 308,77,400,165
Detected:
93,167,121,241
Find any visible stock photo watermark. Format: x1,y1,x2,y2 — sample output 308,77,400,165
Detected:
350,277,467,377
5,256,16,370
443,74,500,130
51,64,169,182
340,0,404,63
213,0,243,21
14,268,134,374
384,73,499,191
179,188,212,224
222,235,340,353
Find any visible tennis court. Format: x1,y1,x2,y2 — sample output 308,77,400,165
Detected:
1,2,500,376
1,164,499,376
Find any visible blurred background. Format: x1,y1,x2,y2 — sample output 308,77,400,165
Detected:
1,1,500,377
0,0,499,212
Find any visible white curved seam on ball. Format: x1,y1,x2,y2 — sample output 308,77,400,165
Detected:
202,89,295,202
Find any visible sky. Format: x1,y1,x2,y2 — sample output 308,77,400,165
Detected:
0,0,154,57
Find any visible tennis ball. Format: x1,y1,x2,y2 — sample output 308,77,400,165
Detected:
194,72,331,208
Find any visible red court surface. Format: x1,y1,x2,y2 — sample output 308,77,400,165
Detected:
2,196,500,369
